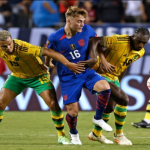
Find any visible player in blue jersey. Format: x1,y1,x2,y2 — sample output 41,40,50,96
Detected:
46,6,112,145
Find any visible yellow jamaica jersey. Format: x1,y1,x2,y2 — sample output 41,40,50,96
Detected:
0,39,49,78
93,34,145,81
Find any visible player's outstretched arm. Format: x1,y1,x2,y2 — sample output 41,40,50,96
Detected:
95,37,115,73
98,44,115,73
42,47,85,74
78,38,99,69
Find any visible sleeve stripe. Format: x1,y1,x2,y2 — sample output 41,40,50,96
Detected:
40,47,43,57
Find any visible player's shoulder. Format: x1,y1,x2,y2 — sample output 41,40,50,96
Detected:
14,39,23,44
83,24,94,31
13,39,30,52
48,27,64,42
139,48,145,55
13,39,26,47
115,34,130,41
132,48,145,59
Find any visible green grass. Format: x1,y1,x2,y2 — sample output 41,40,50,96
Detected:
0,111,150,150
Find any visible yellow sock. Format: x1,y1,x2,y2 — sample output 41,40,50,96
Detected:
144,100,150,122
51,110,65,137
114,104,127,136
0,110,4,125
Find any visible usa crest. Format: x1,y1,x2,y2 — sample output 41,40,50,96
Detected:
78,39,85,46
63,95,68,101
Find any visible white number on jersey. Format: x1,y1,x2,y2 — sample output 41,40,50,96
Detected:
69,50,81,59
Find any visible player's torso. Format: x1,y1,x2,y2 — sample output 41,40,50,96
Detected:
49,25,95,80
105,39,131,75
102,35,144,79
0,39,48,78
55,28,90,63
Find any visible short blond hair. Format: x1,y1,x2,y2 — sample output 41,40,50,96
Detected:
0,30,11,41
65,6,88,18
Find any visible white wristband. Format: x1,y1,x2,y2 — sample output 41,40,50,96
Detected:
45,66,49,70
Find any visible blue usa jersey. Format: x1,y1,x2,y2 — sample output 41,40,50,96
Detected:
47,24,96,81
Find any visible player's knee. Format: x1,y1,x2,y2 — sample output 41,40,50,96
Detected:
123,94,129,105
69,111,78,117
118,93,129,106
94,80,110,92
103,82,110,90
67,109,78,117
48,100,59,110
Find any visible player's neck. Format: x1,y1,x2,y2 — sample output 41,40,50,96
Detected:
64,25,77,39
129,36,134,50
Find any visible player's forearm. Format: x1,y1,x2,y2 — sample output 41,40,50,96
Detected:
49,52,70,66
44,48,70,67
94,37,105,57
97,45,106,63
88,38,99,61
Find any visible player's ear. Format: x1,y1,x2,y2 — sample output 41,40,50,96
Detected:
131,35,135,40
66,17,71,24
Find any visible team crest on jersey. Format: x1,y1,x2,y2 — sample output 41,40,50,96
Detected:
15,57,19,61
70,44,76,50
78,39,85,46
133,55,138,60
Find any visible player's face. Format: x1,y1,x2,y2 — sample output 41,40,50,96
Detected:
69,15,85,32
131,33,149,51
0,37,14,54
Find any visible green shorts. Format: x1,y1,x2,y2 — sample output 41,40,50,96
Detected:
3,74,54,95
102,75,120,87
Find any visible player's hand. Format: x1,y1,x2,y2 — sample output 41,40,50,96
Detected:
147,77,150,90
49,61,55,68
78,58,97,70
100,61,115,73
46,58,54,68
66,62,85,74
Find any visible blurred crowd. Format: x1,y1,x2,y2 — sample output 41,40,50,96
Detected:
0,0,150,76
0,0,150,29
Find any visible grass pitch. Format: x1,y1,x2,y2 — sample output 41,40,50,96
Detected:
0,111,150,150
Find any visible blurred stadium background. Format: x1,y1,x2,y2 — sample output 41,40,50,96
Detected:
0,0,150,111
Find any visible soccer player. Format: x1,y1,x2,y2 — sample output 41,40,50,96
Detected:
0,30,84,145
46,6,112,145
85,28,150,145
132,69,150,128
